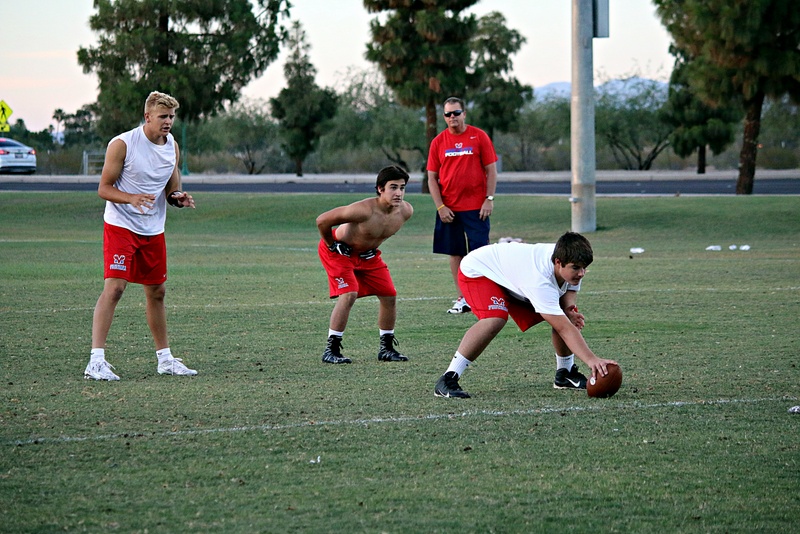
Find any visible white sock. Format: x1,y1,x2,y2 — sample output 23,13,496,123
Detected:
156,348,173,363
556,354,574,370
446,352,471,377
90,348,105,362
379,329,394,336
328,329,344,338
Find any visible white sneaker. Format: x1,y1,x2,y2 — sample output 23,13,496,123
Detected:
157,357,198,376
447,297,471,314
84,360,120,381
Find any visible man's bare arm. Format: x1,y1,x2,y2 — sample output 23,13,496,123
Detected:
542,313,617,378
316,201,372,247
164,144,195,208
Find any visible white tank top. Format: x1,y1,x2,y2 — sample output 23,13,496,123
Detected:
103,125,177,235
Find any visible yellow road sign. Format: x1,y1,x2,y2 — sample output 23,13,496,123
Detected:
0,124,9,132
0,100,12,124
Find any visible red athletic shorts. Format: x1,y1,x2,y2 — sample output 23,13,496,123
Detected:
103,222,167,285
458,271,546,332
318,239,396,298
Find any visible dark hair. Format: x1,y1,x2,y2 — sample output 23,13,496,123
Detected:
443,96,465,110
375,165,409,194
552,232,593,267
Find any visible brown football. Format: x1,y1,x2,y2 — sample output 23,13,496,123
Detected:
587,363,622,398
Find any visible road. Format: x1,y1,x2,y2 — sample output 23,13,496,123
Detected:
2,171,799,195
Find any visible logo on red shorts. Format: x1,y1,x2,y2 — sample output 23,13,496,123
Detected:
335,277,349,289
488,296,507,311
110,254,127,272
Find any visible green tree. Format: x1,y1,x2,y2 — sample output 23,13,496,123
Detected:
654,0,800,194
511,95,571,171
270,21,337,176
661,59,741,173
62,104,103,149
364,0,478,189
595,77,672,170
325,67,426,172
760,96,800,151
219,99,281,174
466,12,533,142
77,0,290,138
757,95,800,168
7,120,55,151
52,109,66,144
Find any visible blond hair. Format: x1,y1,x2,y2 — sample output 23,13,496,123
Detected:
144,91,180,115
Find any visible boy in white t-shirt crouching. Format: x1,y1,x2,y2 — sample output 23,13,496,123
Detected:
434,232,618,398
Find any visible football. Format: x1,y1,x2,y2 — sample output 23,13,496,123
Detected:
587,363,622,398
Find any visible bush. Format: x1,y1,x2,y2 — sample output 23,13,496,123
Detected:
34,147,86,175
757,146,799,169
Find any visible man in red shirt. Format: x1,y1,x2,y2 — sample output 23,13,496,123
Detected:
427,96,498,314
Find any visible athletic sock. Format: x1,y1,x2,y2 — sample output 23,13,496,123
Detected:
379,329,394,336
446,351,471,377
90,348,105,363
156,348,173,363
556,354,575,370
328,329,344,338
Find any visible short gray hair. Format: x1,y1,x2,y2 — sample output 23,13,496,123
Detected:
442,96,465,110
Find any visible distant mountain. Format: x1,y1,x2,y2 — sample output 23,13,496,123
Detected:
534,81,571,99
534,77,668,100
596,77,668,96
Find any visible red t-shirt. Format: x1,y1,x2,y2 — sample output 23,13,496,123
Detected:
427,125,498,211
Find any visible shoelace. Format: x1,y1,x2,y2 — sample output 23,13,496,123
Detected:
329,337,343,354
445,374,461,389
94,361,116,372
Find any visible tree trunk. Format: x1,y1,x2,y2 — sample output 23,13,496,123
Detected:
736,91,765,195
157,15,170,65
294,158,303,177
696,144,706,174
422,97,438,195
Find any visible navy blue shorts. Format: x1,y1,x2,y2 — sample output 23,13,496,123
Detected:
433,210,490,257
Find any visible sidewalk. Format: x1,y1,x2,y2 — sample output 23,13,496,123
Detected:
2,169,798,184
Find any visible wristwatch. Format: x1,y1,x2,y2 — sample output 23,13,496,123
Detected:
486,195,494,201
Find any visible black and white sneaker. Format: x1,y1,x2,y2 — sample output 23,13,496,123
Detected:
447,297,471,314
377,333,408,362
553,364,587,389
322,335,352,364
434,371,470,398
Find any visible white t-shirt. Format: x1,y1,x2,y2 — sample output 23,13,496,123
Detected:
460,242,581,315
103,125,177,236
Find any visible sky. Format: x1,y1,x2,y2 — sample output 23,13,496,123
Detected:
2,0,675,133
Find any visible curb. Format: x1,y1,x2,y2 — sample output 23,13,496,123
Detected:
2,169,798,184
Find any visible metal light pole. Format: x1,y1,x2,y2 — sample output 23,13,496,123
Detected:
570,0,608,233
181,123,190,175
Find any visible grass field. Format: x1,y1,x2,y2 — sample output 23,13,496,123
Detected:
1,191,799,533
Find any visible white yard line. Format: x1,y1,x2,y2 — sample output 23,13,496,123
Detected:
4,287,799,316
7,396,795,447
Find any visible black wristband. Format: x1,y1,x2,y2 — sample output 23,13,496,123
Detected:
328,240,352,257
167,191,184,208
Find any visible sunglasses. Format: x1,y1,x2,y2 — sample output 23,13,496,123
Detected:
443,110,464,118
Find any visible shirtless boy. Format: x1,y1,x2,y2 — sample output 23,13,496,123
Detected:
316,166,414,364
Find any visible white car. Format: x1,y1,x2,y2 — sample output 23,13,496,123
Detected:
0,137,37,174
